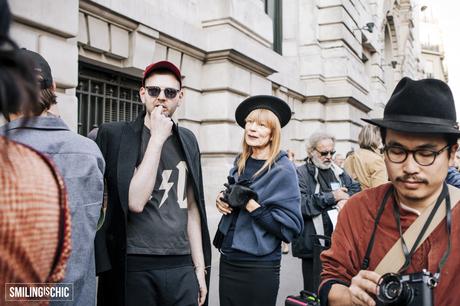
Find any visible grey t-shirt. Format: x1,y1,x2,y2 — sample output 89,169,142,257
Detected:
127,126,190,255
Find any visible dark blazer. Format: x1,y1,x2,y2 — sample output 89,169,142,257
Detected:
95,112,211,306
292,160,361,258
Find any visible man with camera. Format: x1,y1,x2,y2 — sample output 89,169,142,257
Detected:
319,77,460,306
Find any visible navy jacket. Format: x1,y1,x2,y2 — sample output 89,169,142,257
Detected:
292,160,361,258
217,151,303,256
95,112,211,306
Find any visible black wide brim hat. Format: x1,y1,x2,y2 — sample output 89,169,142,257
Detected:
362,77,460,136
235,95,292,128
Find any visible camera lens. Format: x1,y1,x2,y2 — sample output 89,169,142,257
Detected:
377,273,414,305
383,280,401,300
378,274,402,302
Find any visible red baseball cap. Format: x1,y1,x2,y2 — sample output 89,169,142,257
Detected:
142,60,182,88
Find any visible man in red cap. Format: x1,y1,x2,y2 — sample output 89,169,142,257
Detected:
95,61,211,306
319,77,460,306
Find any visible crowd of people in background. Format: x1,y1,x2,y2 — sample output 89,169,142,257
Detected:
2,0,460,305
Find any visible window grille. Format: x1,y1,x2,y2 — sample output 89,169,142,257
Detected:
76,63,143,136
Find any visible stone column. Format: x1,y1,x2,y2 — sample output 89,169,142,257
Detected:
9,0,79,130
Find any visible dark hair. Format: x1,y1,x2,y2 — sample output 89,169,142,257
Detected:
0,0,41,119
1,0,42,119
0,49,41,119
38,87,57,112
379,128,386,145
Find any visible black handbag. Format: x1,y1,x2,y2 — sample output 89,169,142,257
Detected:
285,290,320,306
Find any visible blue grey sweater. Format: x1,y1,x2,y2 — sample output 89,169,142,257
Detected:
218,151,303,256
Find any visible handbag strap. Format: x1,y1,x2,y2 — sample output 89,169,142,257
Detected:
374,184,460,274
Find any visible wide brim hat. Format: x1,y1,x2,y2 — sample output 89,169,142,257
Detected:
235,95,291,128
362,77,460,136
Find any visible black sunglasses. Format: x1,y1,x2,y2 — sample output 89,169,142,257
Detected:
145,86,180,99
316,149,336,157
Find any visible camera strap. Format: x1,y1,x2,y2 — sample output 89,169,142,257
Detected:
361,183,460,278
361,185,394,270
394,183,448,273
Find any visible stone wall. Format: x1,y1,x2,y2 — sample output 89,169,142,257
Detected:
8,0,426,206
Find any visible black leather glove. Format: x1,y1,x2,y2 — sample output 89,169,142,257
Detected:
220,176,236,203
227,181,258,209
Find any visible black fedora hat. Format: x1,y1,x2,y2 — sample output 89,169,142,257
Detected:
362,77,460,136
235,95,291,128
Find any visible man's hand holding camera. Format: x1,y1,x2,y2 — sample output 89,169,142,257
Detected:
348,270,380,306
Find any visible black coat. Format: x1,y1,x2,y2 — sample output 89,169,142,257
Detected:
292,161,361,258
94,112,211,306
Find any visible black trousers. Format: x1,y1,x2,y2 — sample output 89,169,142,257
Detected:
126,265,199,306
302,258,318,293
219,257,280,306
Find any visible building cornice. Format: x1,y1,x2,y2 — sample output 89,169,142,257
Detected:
202,17,272,48
157,33,206,61
205,49,276,77
79,0,137,31
329,96,372,113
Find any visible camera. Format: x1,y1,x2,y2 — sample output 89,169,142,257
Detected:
376,269,437,306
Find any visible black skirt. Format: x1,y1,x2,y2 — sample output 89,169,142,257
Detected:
219,257,280,306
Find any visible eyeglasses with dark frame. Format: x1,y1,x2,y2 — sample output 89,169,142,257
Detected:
315,149,336,157
145,86,180,99
383,144,451,166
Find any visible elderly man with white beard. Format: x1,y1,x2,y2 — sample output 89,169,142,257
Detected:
292,131,361,294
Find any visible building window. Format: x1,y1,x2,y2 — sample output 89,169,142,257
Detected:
264,0,283,54
76,62,143,136
425,60,434,79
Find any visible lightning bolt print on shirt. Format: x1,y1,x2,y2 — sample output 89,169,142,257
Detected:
158,170,173,208
127,129,191,255
157,161,188,209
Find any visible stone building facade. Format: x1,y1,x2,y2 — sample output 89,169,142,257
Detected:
8,0,429,206
419,3,448,82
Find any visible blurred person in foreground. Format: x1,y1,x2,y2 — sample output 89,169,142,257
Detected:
0,0,71,303
0,48,105,306
320,78,460,306
214,95,303,306
343,124,388,190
